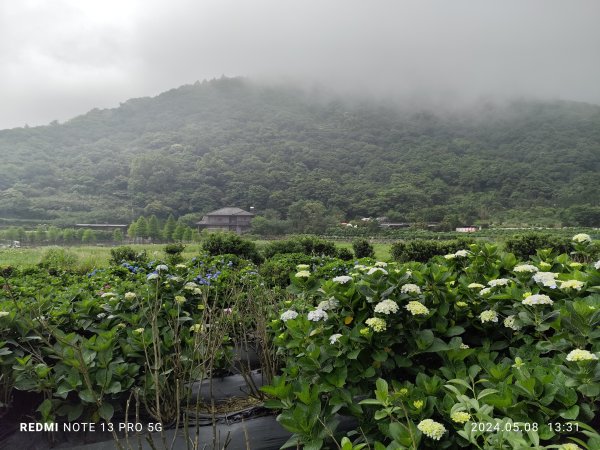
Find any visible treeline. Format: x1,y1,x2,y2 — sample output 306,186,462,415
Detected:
126,214,198,242
1,77,600,226
0,214,201,246
0,226,119,245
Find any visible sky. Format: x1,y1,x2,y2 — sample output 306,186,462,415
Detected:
1,0,599,130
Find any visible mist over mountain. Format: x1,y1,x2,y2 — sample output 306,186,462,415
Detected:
1,77,599,228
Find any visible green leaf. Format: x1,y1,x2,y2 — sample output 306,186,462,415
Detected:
106,381,122,394
415,330,434,350
79,389,96,404
98,402,114,421
560,405,579,420
445,326,465,337
358,398,383,406
373,350,388,362
577,383,600,397
37,399,53,421
67,403,84,422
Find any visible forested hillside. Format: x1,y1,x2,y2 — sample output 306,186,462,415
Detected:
1,77,599,227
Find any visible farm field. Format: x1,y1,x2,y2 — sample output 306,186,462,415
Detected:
0,241,393,270
1,234,600,449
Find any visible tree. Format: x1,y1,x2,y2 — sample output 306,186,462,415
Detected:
163,214,177,242
63,228,76,244
47,226,62,243
173,222,185,241
287,200,334,234
135,216,148,239
127,222,138,240
148,215,161,241
82,229,96,244
113,228,124,243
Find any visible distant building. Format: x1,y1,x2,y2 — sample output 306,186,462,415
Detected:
456,226,479,233
196,207,254,234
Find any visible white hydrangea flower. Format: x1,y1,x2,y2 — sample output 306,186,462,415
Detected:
0,311,10,318
296,264,310,270
400,283,421,295
503,315,521,331
488,278,510,288
444,253,456,260
329,333,342,344
365,317,387,332
374,261,388,267
479,287,492,296
156,264,169,272
295,270,311,278
124,292,137,300
451,411,471,423
374,299,399,315
566,349,598,362
101,292,117,298
594,260,600,270
417,419,446,441
514,264,539,273
454,250,469,257
532,272,558,288
560,443,583,450
559,280,585,291
354,264,368,272
175,263,187,268
280,310,299,322
317,298,339,311
332,275,353,284
572,233,592,243
480,310,498,323
189,324,202,333
307,309,328,322
405,301,429,316
522,294,553,306
367,267,388,275
184,282,198,290
468,283,485,289
460,344,470,349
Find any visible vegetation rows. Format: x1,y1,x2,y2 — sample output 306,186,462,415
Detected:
1,233,600,448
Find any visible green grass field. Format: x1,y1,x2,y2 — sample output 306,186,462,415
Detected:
0,241,393,269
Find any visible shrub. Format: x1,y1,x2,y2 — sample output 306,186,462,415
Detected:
337,247,354,261
202,232,263,264
504,233,570,260
259,253,312,288
262,239,305,259
297,236,338,257
164,243,186,265
38,247,78,271
352,239,375,259
391,238,473,262
262,236,338,259
109,246,148,265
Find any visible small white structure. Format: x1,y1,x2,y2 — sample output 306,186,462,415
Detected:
456,226,479,233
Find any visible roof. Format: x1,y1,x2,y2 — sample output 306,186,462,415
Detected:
204,207,254,216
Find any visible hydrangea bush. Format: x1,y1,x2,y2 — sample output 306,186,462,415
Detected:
264,237,600,449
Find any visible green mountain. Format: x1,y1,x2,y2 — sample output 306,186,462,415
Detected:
1,77,599,227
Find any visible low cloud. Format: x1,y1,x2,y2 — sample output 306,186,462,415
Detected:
1,0,599,129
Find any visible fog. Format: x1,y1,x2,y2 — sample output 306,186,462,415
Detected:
1,0,599,130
